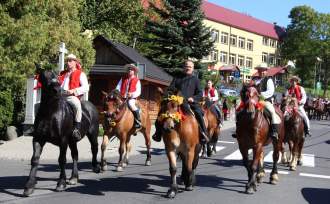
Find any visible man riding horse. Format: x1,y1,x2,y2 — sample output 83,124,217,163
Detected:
152,60,209,144
203,80,223,128
115,64,142,129
285,76,311,137
58,54,89,141
232,64,281,140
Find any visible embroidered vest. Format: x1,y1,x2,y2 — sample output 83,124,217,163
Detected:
120,76,139,97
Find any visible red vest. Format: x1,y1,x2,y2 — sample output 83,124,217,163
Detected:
204,88,215,97
58,69,82,90
120,76,139,97
288,85,302,102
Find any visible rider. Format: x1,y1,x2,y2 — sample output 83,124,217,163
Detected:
232,64,281,141
116,64,142,129
285,75,311,137
203,80,223,127
58,54,89,142
152,60,209,144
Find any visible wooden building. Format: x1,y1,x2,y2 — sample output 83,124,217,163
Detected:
89,35,172,120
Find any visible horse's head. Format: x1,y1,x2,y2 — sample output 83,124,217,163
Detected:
242,86,260,119
102,90,125,125
158,91,184,132
281,95,298,121
37,69,61,98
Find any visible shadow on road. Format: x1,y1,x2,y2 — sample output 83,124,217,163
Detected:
301,187,330,204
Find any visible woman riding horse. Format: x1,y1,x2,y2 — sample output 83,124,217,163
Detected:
24,68,100,196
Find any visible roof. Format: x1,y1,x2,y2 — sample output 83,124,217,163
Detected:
202,1,286,40
92,35,172,85
252,66,288,77
219,65,240,72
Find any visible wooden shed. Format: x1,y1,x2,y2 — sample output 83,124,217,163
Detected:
89,35,172,120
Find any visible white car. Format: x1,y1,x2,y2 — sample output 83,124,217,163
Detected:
219,89,238,97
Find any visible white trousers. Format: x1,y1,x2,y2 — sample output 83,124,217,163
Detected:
128,98,138,111
264,101,281,124
298,105,310,130
66,96,82,122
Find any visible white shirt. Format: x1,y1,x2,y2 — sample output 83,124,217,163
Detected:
61,71,89,96
115,78,141,98
257,78,275,100
285,86,307,105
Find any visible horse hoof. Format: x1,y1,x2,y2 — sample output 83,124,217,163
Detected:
270,174,279,185
116,166,124,172
166,190,177,199
101,165,108,172
122,162,128,168
257,176,263,184
289,166,297,171
67,178,78,185
297,160,303,166
201,154,207,159
145,160,151,166
93,165,101,173
185,185,193,191
23,188,34,197
245,187,254,194
55,183,66,192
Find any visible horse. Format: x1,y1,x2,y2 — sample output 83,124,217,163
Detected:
100,89,151,172
23,69,100,196
281,96,305,171
157,90,201,198
236,85,284,194
200,97,221,158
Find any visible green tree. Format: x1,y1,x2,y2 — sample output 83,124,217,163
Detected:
0,0,94,137
143,0,214,74
79,0,146,46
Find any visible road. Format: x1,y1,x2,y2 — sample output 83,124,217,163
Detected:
0,120,329,204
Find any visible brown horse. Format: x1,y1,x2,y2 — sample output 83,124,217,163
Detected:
101,90,151,171
281,96,305,171
158,91,201,198
236,86,284,194
200,98,221,158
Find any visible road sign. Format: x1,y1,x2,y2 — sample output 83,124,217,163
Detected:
234,71,240,78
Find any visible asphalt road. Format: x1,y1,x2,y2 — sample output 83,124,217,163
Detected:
0,120,329,204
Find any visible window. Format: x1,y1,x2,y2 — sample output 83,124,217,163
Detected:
247,39,253,51
220,51,228,63
246,57,253,68
211,29,219,43
221,32,228,44
276,58,281,66
262,52,268,63
230,34,237,46
229,53,236,65
210,50,218,61
269,54,275,65
202,55,209,61
262,37,269,46
238,37,245,49
270,39,277,48
238,55,244,66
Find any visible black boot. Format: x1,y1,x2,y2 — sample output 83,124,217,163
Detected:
72,122,81,142
303,120,312,137
195,113,209,144
132,110,142,129
271,124,279,141
152,120,162,142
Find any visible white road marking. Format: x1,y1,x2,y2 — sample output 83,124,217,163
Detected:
264,151,314,167
300,173,330,179
224,149,252,160
264,151,281,163
218,140,236,144
265,169,289,175
215,146,226,152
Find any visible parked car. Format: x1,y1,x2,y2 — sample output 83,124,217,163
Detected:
219,89,239,97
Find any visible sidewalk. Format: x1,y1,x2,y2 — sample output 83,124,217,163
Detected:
0,120,235,161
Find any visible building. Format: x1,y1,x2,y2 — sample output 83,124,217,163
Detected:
201,1,286,82
89,35,172,120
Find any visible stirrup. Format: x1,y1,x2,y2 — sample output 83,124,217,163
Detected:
152,133,162,142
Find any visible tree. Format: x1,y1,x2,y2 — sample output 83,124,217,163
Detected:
79,0,146,46
0,0,95,137
143,0,214,74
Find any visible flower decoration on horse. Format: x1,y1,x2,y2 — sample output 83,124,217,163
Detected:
158,94,184,124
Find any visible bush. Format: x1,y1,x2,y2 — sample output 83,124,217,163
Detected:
0,90,14,139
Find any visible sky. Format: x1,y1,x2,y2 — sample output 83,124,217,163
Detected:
207,0,330,27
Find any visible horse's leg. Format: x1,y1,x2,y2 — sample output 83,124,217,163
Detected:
23,139,45,196
288,140,294,167
166,150,178,198
117,134,126,172
239,144,251,192
56,144,68,192
67,142,79,185
100,135,109,171
257,151,265,183
297,137,305,166
290,139,298,171
87,131,101,173
123,136,132,167
184,149,195,191
201,143,207,159
246,144,262,194
270,140,280,185
191,144,202,186
142,127,151,166
179,153,187,186
281,142,288,164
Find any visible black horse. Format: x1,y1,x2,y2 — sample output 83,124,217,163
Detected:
23,69,101,196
